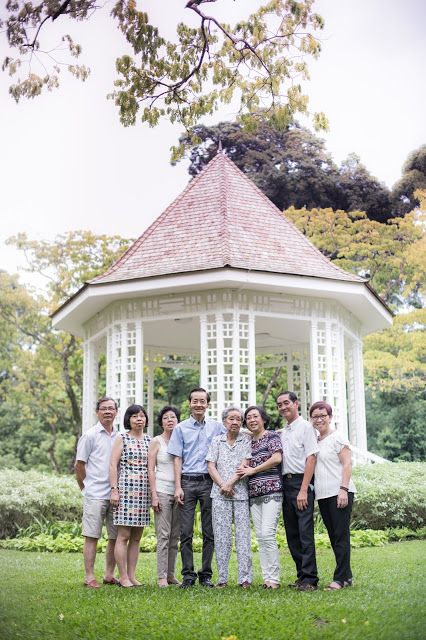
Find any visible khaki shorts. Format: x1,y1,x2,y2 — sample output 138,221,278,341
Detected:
82,498,118,540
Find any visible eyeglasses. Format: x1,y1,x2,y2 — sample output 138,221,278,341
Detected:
98,407,116,412
311,414,329,422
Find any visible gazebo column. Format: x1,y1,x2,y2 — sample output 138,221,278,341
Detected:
106,321,144,428
147,365,154,437
346,336,367,449
335,324,348,437
118,321,129,426
134,320,144,405
310,313,349,432
286,352,294,390
248,312,256,406
200,310,254,419
299,348,310,416
82,338,99,432
309,317,321,402
325,318,348,433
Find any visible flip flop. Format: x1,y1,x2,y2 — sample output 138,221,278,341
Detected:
325,581,344,590
84,579,101,589
103,577,120,585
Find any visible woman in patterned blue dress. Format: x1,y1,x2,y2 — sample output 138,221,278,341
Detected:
110,404,151,587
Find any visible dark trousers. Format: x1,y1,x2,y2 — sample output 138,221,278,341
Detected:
318,493,354,583
180,477,214,581
282,476,318,585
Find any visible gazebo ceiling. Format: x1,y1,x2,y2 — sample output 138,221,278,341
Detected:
52,152,392,337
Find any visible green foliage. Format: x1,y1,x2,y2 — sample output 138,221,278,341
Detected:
2,465,425,548
2,1,327,136
284,206,425,308
391,144,426,215
0,470,81,539
352,463,426,530
0,232,132,473
7,231,132,310
176,122,391,221
366,390,426,462
4,522,424,553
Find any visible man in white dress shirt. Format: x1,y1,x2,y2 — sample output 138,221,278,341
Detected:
75,397,119,588
276,391,319,591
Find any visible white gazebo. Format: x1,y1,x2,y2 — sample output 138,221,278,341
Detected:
52,152,392,461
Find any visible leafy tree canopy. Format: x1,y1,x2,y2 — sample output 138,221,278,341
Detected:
2,0,327,139
284,206,425,309
7,231,132,310
391,145,426,216
0,231,132,472
175,120,392,220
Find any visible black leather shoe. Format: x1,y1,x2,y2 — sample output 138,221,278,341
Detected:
288,580,302,588
199,578,214,588
296,582,318,592
179,579,195,589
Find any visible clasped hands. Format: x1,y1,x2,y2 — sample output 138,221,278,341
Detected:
236,462,255,479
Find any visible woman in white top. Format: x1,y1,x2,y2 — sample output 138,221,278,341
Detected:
148,405,181,587
310,401,356,590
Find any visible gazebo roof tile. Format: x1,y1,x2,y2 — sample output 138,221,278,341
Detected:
92,153,364,285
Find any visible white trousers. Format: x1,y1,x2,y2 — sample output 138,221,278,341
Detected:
250,497,281,584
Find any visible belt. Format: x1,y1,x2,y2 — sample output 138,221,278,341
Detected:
282,473,305,479
181,473,211,481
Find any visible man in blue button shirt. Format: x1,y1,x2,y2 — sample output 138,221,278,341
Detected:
168,387,223,588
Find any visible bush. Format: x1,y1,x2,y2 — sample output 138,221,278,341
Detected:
1,463,425,540
0,469,81,538
352,462,426,529
1,521,424,553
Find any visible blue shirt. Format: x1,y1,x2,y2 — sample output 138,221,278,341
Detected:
167,416,224,474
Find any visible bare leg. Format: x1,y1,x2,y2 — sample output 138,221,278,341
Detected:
114,526,133,587
127,527,144,585
83,537,98,583
104,539,116,581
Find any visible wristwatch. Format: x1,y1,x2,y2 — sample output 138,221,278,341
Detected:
110,486,118,490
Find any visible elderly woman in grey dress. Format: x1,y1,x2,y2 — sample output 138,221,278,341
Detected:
206,406,252,588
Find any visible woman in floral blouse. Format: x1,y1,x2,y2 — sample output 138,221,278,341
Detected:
206,406,252,588
237,406,283,589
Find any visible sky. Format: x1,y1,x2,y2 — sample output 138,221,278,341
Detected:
1,0,425,288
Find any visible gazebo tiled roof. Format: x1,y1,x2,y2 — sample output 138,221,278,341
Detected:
92,152,363,285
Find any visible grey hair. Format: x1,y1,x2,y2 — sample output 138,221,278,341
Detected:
221,405,244,422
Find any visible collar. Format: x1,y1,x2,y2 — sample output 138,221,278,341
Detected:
95,421,117,435
189,415,206,427
285,415,303,431
219,433,243,443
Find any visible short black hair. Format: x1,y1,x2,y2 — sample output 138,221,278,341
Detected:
157,405,181,427
276,390,298,403
123,404,148,430
188,387,211,403
96,396,118,411
243,405,271,429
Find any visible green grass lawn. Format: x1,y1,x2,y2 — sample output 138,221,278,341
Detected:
1,542,425,640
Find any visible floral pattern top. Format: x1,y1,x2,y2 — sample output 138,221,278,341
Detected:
248,431,283,499
206,432,252,501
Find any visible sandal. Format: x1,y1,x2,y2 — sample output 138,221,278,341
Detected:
84,579,101,589
103,577,120,585
325,581,345,590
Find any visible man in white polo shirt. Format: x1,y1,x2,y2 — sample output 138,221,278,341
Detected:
75,397,119,588
276,391,319,591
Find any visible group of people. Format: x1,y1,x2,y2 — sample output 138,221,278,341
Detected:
75,388,356,591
